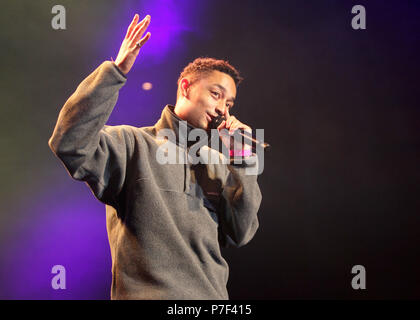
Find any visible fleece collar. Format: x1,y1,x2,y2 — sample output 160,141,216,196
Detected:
154,104,206,148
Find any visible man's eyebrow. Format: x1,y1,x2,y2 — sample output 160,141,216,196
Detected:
212,84,236,102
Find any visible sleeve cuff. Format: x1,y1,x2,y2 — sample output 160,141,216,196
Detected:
112,63,127,79
101,61,127,81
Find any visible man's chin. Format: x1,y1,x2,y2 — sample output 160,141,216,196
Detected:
204,121,213,132
188,118,210,131
196,120,208,131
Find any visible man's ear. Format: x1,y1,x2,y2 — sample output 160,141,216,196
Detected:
180,78,190,98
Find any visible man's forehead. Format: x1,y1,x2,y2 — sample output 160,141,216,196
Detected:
201,71,236,94
204,70,234,83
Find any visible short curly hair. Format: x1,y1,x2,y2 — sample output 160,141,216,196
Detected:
176,57,243,100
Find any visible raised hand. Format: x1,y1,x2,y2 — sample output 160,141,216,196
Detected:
114,14,151,75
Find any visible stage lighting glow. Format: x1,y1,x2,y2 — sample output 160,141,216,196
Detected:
142,82,153,90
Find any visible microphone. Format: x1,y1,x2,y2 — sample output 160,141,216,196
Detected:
209,115,270,151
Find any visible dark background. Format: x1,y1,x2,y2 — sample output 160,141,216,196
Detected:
0,0,419,299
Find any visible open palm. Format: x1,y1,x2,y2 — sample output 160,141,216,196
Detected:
114,14,151,75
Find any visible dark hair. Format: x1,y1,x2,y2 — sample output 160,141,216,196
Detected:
176,57,243,100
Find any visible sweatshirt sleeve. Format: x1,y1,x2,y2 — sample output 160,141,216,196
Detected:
218,156,262,248
48,61,132,208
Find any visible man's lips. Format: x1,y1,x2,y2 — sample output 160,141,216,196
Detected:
206,112,214,123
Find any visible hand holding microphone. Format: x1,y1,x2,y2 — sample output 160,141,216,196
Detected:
209,114,270,152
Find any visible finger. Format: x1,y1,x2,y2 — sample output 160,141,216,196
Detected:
130,15,150,42
244,126,252,133
130,15,150,40
133,32,151,53
128,18,145,41
140,32,151,45
230,122,251,134
226,115,235,129
217,120,226,131
229,122,239,134
125,14,139,39
229,120,247,133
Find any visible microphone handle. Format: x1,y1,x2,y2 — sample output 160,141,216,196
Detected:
236,130,270,150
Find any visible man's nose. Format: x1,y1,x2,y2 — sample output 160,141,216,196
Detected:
215,104,226,116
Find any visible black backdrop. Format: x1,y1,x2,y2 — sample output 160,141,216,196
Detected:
0,0,419,299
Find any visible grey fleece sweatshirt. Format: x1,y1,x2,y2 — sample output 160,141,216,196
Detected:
48,61,262,300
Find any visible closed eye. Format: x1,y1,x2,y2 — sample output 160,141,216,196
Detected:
211,90,234,108
211,91,220,98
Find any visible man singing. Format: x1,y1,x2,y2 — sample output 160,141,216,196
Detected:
48,13,262,299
